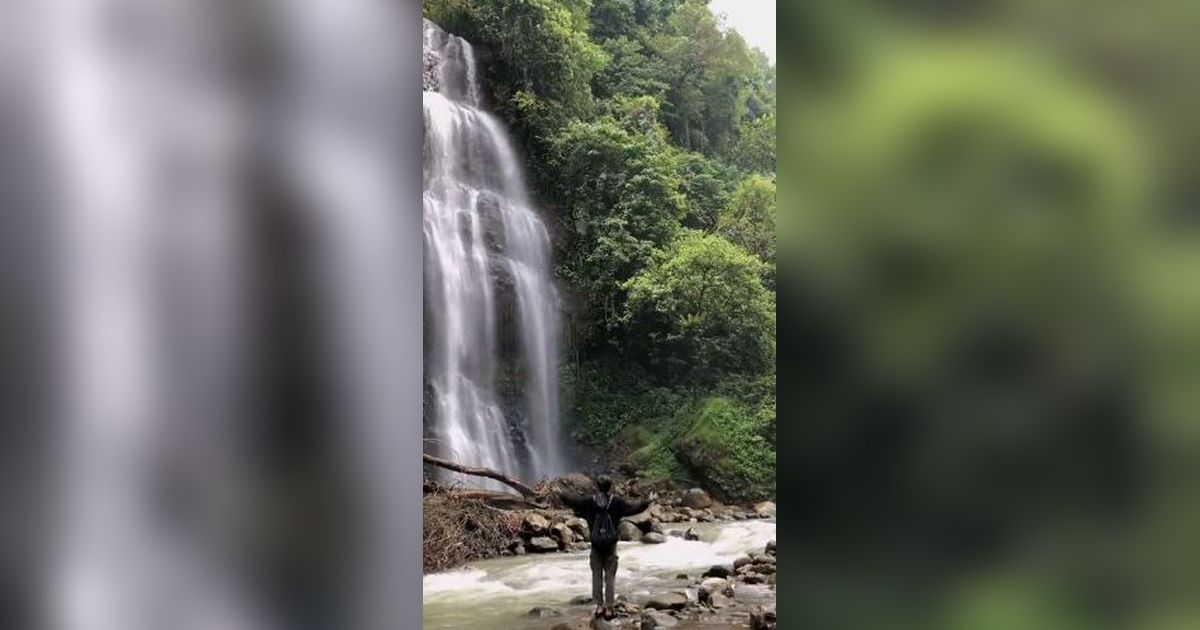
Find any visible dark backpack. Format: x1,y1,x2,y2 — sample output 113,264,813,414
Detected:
591,494,618,547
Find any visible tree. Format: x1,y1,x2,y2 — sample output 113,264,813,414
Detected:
624,232,775,384
425,0,607,136
547,117,688,338
717,174,776,263
731,113,776,174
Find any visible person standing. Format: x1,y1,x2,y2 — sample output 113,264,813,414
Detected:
559,475,651,619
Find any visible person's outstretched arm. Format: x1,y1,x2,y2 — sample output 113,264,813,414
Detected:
613,494,650,517
559,490,595,519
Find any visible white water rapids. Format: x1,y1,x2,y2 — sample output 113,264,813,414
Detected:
423,520,777,629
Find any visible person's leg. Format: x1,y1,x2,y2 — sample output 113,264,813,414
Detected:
589,549,604,611
604,550,618,608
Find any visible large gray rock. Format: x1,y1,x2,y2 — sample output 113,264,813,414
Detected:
702,565,733,579
550,473,597,499
551,522,574,544
641,611,679,628
565,517,590,540
527,536,560,553
623,510,653,532
640,532,666,544
526,606,563,618
618,520,641,542
733,555,754,570
643,592,689,611
754,501,777,518
523,513,550,535
699,577,734,603
681,488,713,509
750,604,777,630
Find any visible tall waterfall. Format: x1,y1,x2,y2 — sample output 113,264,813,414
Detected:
423,20,563,481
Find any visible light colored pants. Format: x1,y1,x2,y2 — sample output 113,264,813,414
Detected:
590,545,618,606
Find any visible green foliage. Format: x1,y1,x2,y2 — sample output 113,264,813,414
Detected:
547,116,687,337
564,361,685,446
675,151,739,230
425,0,606,134
676,397,776,501
593,36,671,101
648,1,761,155
731,113,776,174
718,174,777,262
624,231,775,385
567,362,777,498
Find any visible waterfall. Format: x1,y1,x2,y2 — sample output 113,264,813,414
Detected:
423,20,563,481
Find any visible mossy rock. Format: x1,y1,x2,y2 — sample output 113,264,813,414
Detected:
676,397,775,502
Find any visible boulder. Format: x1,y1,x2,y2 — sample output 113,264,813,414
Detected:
617,520,641,542
733,555,754,570
640,532,667,544
622,510,653,532
526,606,563,618
640,611,679,628
683,528,700,541
550,473,596,498
523,513,550,535
752,554,776,567
566,517,590,540
682,488,713,509
551,522,574,545
674,573,689,580
702,565,733,579
699,577,733,604
754,501,777,518
568,594,593,605
749,604,777,630
527,536,560,553
643,592,689,611
765,539,776,555
513,544,526,556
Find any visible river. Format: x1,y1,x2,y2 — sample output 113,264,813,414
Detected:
423,520,776,629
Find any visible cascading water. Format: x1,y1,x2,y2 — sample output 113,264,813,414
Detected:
423,20,563,481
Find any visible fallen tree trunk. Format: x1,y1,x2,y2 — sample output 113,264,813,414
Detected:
422,452,540,499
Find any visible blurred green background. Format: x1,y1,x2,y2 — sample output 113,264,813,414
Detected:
777,1,1200,628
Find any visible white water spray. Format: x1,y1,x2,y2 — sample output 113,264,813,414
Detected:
423,20,563,480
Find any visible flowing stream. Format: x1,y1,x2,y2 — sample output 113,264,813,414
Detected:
423,19,563,482
423,520,776,629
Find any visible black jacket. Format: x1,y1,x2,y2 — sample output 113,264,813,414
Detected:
559,490,650,524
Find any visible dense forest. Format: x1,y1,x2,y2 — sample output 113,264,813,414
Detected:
424,0,778,501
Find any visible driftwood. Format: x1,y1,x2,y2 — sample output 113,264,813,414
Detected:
422,452,540,499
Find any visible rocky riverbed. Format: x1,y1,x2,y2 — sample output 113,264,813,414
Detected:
424,515,777,629
502,486,776,558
